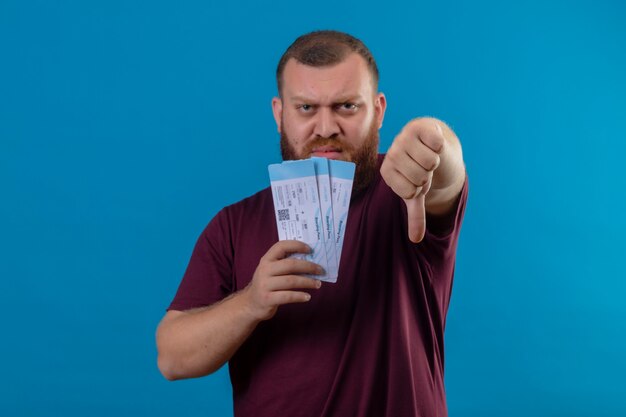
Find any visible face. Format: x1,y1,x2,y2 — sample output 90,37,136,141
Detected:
272,53,386,192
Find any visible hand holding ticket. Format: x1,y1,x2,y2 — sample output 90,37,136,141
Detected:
268,158,355,283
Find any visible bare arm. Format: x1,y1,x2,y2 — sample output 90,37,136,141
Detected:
156,240,323,381
381,117,466,242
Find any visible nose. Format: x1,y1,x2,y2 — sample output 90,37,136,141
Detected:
313,107,340,138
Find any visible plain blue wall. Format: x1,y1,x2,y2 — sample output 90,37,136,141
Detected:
1,0,625,415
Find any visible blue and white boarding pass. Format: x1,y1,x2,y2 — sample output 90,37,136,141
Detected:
328,159,355,266
269,158,355,283
268,159,333,282
311,157,339,280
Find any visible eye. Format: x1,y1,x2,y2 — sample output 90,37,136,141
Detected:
297,104,314,113
337,102,359,113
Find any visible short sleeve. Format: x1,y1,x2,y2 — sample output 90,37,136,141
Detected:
425,175,469,240
417,176,468,318
417,174,469,273
167,208,234,311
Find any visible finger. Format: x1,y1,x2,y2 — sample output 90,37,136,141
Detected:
392,154,434,189
383,167,423,200
406,119,445,154
267,290,314,305
387,145,432,184
268,258,324,278
405,141,441,172
404,194,426,243
265,274,323,291
263,240,311,261
392,131,441,172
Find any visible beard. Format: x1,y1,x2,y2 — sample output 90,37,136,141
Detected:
280,120,380,194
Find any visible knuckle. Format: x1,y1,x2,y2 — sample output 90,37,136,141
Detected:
399,186,415,200
408,117,423,129
433,154,441,169
385,147,399,162
298,275,312,287
308,262,320,274
433,136,445,153
284,275,297,287
260,292,273,306
410,117,428,132
284,239,298,248
287,259,303,273
256,263,269,277
283,258,295,270
292,258,304,269
427,154,440,171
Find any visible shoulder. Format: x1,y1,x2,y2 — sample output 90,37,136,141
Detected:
200,187,272,235
222,186,273,222
205,186,276,247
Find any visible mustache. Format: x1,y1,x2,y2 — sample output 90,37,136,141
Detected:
303,137,353,154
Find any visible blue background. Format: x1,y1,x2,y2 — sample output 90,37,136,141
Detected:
1,0,625,415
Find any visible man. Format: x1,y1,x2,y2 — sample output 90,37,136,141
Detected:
157,30,467,417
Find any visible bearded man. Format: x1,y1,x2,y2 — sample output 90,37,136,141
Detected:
157,30,468,417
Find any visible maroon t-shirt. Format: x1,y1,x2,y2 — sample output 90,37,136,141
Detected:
169,155,468,417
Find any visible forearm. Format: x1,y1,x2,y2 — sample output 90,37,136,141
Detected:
156,289,259,381
156,241,323,380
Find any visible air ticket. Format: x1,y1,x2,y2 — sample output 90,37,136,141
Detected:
328,159,355,265
268,159,333,281
269,157,355,283
311,157,338,280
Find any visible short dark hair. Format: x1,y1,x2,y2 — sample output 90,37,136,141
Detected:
276,30,379,96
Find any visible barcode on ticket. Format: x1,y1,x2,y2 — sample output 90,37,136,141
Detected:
277,209,290,221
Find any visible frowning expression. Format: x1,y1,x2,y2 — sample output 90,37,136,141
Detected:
272,53,386,163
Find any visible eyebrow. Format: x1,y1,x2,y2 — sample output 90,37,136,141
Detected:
288,95,364,103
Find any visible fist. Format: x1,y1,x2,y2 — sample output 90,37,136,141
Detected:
380,118,445,243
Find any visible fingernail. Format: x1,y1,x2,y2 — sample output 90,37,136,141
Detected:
317,266,325,275
305,294,311,301
316,280,322,289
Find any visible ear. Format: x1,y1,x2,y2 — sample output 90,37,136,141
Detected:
374,92,387,129
271,97,283,133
